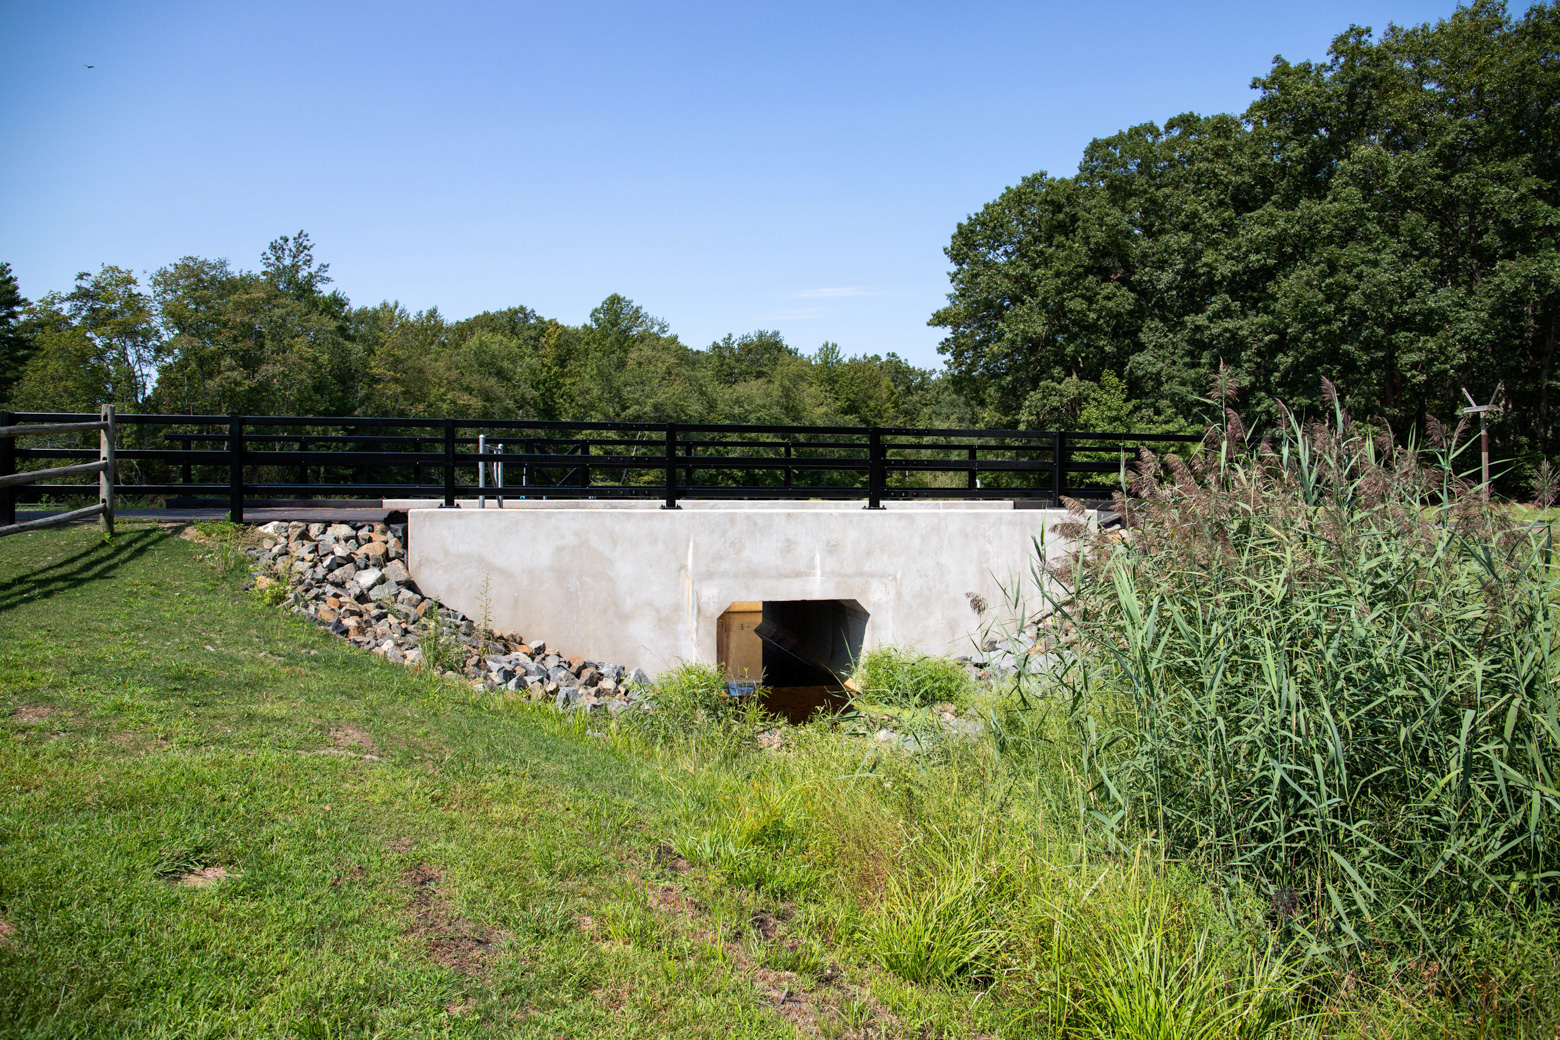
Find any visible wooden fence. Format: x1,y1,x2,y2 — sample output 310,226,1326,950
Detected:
0,405,115,538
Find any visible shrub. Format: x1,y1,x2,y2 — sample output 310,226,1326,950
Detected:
1046,385,1560,965
851,647,974,708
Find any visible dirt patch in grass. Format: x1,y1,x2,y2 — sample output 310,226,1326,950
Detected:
299,725,382,761
176,865,229,888
332,861,366,886
653,843,690,872
328,725,378,756
0,919,14,947
386,836,414,854
11,705,54,724
402,863,507,976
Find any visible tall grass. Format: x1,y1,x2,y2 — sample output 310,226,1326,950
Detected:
1037,386,1560,971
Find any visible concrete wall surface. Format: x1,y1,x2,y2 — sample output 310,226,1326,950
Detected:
408,506,1077,676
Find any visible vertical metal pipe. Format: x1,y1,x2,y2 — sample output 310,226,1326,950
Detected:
967,444,977,490
99,404,115,536
495,443,504,509
478,433,486,508
784,441,792,489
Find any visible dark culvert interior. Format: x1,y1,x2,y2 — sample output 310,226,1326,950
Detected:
716,599,867,723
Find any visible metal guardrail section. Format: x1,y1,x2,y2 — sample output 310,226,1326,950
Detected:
0,410,1202,523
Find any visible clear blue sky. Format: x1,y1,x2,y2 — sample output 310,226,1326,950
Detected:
2,0,1468,369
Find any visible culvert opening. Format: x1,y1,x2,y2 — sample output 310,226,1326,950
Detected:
715,599,867,723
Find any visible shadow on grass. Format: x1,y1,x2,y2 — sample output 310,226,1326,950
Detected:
0,527,163,614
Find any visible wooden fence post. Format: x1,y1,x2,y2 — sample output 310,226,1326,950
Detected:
443,418,456,508
662,422,680,509
1051,431,1066,505
0,410,13,527
228,415,245,523
99,404,115,536
866,427,885,509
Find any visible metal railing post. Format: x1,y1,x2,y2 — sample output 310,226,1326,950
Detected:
1051,431,1065,505
784,441,792,489
99,404,115,536
580,439,590,489
443,418,456,508
866,427,885,509
228,415,244,523
0,411,13,527
478,433,487,508
662,422,680,509
495,443,504,509
968,444,978,490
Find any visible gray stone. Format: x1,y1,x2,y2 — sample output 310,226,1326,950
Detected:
549,665,577,686
370,581,400,604
395,588,421,609
355,567,384,590
382,559,410,585
629,667,651,687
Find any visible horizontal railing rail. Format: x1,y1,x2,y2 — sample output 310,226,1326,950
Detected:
0,406,114,537
0,410,1203,521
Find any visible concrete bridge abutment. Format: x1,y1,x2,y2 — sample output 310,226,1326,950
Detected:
406,501,1077,680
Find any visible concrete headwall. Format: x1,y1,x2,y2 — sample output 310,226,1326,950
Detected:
407,503,1076,676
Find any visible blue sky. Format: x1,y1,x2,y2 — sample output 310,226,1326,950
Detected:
3,0,1468,369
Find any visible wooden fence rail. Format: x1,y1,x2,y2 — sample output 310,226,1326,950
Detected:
0,405,114,538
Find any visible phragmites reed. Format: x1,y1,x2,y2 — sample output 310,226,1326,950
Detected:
1046,381,1560,969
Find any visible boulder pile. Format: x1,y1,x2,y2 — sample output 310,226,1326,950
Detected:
243,520,652,713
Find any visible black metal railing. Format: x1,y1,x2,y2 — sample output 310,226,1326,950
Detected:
0,411,1202,523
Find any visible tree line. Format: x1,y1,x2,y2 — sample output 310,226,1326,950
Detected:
932,0,1560,477
0,238,971,429
6,1,1558,477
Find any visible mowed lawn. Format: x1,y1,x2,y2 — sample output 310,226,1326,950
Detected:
0,523,843,1039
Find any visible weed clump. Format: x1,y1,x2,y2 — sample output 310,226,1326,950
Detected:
850,647,974,708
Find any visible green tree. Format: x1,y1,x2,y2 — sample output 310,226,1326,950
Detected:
0,262,32,405
13,266,160,409
933,0,1560,470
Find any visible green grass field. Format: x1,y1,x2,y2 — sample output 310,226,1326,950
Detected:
7,520,1555,1040
0,522,932,1039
